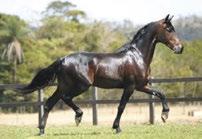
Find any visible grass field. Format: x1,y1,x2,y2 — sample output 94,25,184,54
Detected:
1,104,202,139
0,123,202,139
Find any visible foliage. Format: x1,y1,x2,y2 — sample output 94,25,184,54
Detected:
151,41,202,97
67,9,86,22
174,15,202,40
0,13,28,43
43,0,86,22
0,1,202,104
0,13,30,83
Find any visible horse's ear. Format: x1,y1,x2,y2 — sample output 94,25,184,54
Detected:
165,14,170,22
165,14,174,23
169,15,174,22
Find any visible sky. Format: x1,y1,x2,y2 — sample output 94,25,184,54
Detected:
0,0,202,25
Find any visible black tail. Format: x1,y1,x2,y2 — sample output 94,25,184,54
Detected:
18,60,60,94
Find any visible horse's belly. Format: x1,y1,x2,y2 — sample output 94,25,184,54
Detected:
93,63,124,88
93,77,123,89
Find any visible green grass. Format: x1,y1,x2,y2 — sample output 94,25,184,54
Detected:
0,123,202,139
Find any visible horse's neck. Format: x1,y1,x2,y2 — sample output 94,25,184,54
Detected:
132,33,157,70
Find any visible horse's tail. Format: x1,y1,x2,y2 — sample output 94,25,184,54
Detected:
18,60,61,94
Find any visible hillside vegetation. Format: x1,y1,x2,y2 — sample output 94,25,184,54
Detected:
0,1,202,104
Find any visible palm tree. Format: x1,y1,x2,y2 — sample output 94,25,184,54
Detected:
0,14,27,83
1,38,24,82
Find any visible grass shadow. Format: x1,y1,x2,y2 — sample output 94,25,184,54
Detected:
52,131,102,136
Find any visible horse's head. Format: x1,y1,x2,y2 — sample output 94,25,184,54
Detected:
156,14,183,54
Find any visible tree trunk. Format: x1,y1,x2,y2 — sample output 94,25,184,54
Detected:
12,59,17,83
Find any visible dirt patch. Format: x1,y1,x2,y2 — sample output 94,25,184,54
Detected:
0,104,202,126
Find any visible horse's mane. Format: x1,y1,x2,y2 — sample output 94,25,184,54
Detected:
116,22,154,53
130,22,153,44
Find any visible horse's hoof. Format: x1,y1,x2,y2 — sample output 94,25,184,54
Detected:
75,115,82,126
112,127,122,134
39,133,44,136
161,111,169,123
115,127,122,134
38,129,45,136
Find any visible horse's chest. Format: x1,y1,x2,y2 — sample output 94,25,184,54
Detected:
123,60,147,82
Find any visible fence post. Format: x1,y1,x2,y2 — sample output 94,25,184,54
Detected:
149,94,155,124
92,87,98,125
38,89,44,131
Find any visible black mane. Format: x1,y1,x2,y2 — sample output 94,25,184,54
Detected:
116,22,154,53
130,22,154,44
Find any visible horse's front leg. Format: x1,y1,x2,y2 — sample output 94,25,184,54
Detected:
137,86,169,122
112,85,134,133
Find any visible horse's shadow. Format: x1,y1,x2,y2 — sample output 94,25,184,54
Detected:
52,131,103,136
35,129,138,137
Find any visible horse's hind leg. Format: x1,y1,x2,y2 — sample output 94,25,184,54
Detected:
39,89,61,135
61,84,90,126
61,96,83,126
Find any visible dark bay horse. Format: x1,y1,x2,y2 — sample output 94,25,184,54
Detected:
19,15,183,134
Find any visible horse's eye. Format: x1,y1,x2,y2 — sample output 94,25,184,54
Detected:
166,27,171,32
166,27,173,32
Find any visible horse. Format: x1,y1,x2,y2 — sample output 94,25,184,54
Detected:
19,14,183,135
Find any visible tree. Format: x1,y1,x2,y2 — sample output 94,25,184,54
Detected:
174,15,202,40
0,13,28,83
66,10,86,22
45,0,75,17
1,38,24,82
36,16,67,39
43,0,86,22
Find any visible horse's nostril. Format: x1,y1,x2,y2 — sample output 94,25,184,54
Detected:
174,45,183,54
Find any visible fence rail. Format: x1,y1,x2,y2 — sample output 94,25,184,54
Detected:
0,97,202,108
1,77,202,89
0,77,202,133
150,77,202,83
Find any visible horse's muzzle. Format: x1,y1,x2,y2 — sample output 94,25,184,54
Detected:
174,45,183,54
